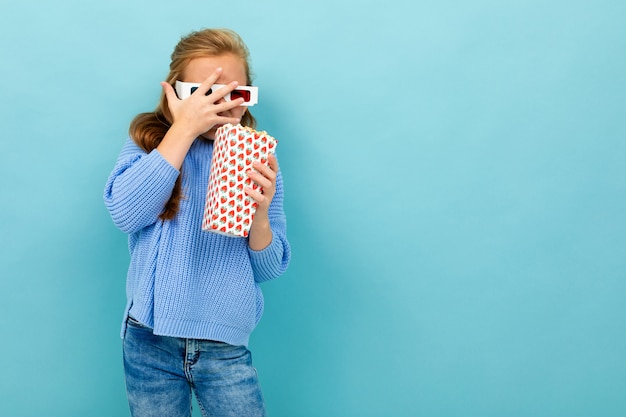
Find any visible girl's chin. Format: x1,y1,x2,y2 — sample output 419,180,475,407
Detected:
200,127,219,141
200,120,241,140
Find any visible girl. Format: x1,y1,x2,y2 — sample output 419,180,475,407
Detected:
104,28,290,417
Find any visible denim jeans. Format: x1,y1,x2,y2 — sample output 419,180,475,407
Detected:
123,317,266,417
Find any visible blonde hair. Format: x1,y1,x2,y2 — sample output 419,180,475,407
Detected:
129,28,256,220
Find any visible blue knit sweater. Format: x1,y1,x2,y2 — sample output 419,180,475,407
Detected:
104,137,290,347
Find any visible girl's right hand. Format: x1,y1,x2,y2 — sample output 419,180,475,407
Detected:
160,67,244,139
156,68,245,170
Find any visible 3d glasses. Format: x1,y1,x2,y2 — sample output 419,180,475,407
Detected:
175,81,258,106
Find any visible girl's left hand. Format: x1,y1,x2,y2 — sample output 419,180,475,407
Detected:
246,154,278,250
245,153,278,215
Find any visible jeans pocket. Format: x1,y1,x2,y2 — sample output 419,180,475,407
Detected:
127,315,151,329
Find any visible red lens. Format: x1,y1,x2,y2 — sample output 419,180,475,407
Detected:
230,89,251,102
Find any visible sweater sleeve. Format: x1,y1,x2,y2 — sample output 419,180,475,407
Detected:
103,138,180,234
248,168,291,283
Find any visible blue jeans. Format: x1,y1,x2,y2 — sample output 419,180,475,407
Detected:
123,317,266,417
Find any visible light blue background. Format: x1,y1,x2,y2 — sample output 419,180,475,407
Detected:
1,0,624,416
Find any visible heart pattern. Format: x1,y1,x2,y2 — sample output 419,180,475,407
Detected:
202,123,277,237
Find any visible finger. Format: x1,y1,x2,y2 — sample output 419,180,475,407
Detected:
251,163,276,185
194,67,224,96
253,155,277,174
244,187,267,204
267,153,279,172
213,97,246,113
247,170,273,189
208,81,241,103
161,81,179,103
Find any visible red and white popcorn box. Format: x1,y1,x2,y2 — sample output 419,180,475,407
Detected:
202,123,277,237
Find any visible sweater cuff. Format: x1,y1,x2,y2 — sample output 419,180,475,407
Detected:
104,148,179,234
248,233,286,283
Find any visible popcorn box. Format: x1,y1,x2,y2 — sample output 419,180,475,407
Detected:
202,123,277,237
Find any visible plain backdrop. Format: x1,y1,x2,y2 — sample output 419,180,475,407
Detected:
1,0,625,416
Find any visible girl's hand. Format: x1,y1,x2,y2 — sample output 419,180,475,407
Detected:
246,154,279,250
161,67,244,139
245,153,278,213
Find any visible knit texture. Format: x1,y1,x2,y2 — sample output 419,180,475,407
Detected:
104,137,290,347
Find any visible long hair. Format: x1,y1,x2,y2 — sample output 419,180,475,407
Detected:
129,28,256,220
